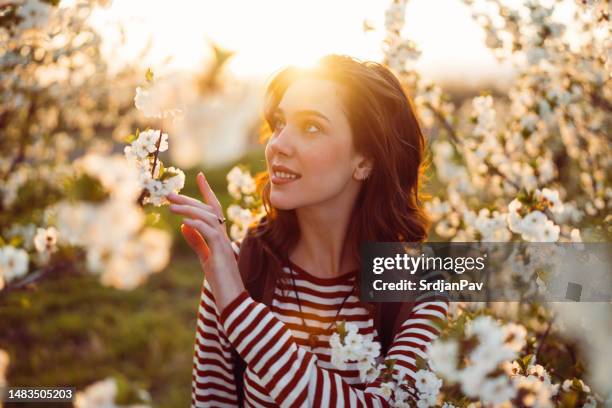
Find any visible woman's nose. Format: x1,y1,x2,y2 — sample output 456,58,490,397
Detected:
268,127,294,158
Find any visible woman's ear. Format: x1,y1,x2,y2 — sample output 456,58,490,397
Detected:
353,157,374,181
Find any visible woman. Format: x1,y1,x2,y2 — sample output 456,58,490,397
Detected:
168,55,448,407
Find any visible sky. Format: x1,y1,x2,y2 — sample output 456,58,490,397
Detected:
87,0,517,88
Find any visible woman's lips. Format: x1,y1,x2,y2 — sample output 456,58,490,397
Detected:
271,174,301,185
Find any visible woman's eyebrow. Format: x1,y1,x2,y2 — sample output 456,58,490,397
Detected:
270,107,331,123
295,110,330,123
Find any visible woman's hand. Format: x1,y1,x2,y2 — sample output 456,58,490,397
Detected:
167,172,245,313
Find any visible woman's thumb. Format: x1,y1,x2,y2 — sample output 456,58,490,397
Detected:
180,223,210,261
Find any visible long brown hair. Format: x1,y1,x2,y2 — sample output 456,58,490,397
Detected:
243,54,431,298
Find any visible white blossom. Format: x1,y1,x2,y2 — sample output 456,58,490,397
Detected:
535,188,564,213
226,166,257,199
504,323,527,352
134,87,162,118
512,375,553,408
33,226,58,254
15,0,54,33
480,376,515,405
427,340,459,381
414,369,442,397
0,246,29,284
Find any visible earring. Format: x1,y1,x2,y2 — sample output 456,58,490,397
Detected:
354,170,369,181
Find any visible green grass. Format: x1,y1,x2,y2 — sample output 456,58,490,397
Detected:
0,254,203,407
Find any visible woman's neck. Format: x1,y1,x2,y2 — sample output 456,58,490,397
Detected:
291,196,359,279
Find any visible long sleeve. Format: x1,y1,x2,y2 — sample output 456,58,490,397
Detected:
218,290,448,407
190,279,239,407
383,298,448,382
365,296,449,399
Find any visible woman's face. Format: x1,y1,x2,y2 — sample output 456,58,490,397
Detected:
265,78,369,210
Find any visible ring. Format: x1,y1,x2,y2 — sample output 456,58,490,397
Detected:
217,216,226,225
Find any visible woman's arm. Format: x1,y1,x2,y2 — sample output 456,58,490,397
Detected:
218,290,448,407
365,297,449,396
191,279,240,408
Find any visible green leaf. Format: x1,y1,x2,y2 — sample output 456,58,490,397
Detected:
414,354,428,370
384,358,397,369
560,391,578,408
522,354,534,368
66,174,109,203
212,43,235,68
145,212,160,227
159,170,178,182
9,236,23,247
145,68,154,83
336,320,347,340
517,357,527,372
124,134,136,144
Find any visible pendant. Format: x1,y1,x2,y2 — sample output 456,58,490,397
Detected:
308,333,318,350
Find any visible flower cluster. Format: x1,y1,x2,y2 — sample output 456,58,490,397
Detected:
329,321,383,383
124,129,185,207
124,70,186,207
43,155,172,290
379,0,611,250
396,370,443,408
417,312,607,407
0,152,174,292
504,186,576,243
4,0,55,36
225,166,265,240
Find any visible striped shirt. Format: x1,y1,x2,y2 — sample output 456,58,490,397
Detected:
191,240,448,407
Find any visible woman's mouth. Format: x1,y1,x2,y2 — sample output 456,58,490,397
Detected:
271,171,302,185
271,164,302,185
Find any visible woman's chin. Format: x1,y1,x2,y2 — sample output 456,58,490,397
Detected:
270,192,298,211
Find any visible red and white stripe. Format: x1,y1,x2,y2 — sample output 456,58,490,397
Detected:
191,241,448,407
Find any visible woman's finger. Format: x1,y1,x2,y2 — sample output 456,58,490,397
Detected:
169,204,219,226
184,218,221,248
196,173,224,219
167,192,214,212
180,224,210,261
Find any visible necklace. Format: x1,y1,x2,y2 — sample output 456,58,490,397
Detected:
287,263,356,351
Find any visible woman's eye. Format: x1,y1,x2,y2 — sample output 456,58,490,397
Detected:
304,122,321,134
